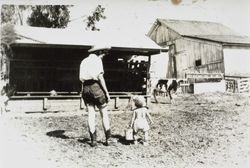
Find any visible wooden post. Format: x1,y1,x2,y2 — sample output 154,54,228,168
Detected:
80,97,85,109
125,96,133,112
43,97,48,110
146,55,151,106
114,97,119,109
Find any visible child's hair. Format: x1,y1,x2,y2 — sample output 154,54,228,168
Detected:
132,95,146,108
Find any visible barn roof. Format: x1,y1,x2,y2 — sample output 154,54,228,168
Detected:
13,26,166,55
149,19,250,45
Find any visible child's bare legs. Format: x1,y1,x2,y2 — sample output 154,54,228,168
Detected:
143,131,149,146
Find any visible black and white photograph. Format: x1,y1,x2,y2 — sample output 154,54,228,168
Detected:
1,0,250,167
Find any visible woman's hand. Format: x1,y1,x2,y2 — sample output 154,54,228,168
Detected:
106,94,110,103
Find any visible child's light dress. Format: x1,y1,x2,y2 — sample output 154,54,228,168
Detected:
133,107,150,132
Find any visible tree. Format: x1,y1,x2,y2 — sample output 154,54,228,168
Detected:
170,0,207,5
27,5,71,28
1,23,16,96
86,5,106,31
1,23,16,48
1,5,15,24
1,5,29,25
1,5,18,84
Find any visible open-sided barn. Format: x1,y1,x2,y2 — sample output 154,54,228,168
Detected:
5,26,166,108
147,19,250,80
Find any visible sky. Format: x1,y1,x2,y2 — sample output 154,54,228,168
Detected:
69,0,250,37
1,0,250,36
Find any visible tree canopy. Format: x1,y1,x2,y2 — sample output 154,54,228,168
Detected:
1,4,106,30
1,24,16,47
27,5,71,28
1,5,28,25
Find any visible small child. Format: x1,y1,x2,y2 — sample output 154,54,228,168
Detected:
130,95,153,146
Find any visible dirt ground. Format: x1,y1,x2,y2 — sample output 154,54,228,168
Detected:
1,92,250,168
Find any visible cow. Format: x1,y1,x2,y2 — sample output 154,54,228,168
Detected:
153,79,183,104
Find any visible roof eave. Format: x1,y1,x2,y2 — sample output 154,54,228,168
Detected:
11,43,92,49
183,35,223,44
222,43,250,48
111,47,168,56
183,35,250,47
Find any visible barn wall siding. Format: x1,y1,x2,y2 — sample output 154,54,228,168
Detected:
174,38,224,78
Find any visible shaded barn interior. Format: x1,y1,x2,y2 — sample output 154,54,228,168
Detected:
10,44,86,93
104,49,149,93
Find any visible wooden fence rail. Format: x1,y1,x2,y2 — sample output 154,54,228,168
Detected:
185,73,224,79
10,92,150,111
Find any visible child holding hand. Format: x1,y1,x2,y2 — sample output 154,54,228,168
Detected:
130,96,154,146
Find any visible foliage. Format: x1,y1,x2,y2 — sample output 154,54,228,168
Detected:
1,5,29,25
1,5,15,24
1,23,16,48
171,0,207,5
86,5,106,31
1,23,16,83
27,5,71,28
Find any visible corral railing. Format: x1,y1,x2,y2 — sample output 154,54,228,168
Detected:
225,79,237,93
225,76,250,94
179,79,190,93
237,78,250,93
185,72,224,79
183,73,224,93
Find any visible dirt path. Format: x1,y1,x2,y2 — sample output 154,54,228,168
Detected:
1,92,250,168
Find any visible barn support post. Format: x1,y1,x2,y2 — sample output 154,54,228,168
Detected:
43,97,48,110
172,54,177,78
167,51,172,78
146,55,152,107
173,44,177,78
125,96,133,112
221,46,226,75
167,44,177,78
114,97,119,109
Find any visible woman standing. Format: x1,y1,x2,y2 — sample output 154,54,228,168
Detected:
79,46,111,147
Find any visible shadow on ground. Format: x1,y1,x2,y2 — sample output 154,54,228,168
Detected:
25,110,61,114
46,130,135,147
46,130,70,139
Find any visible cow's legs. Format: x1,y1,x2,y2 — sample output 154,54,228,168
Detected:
168,90,173,104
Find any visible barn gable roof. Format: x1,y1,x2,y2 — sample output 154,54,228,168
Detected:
148,19,250,45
